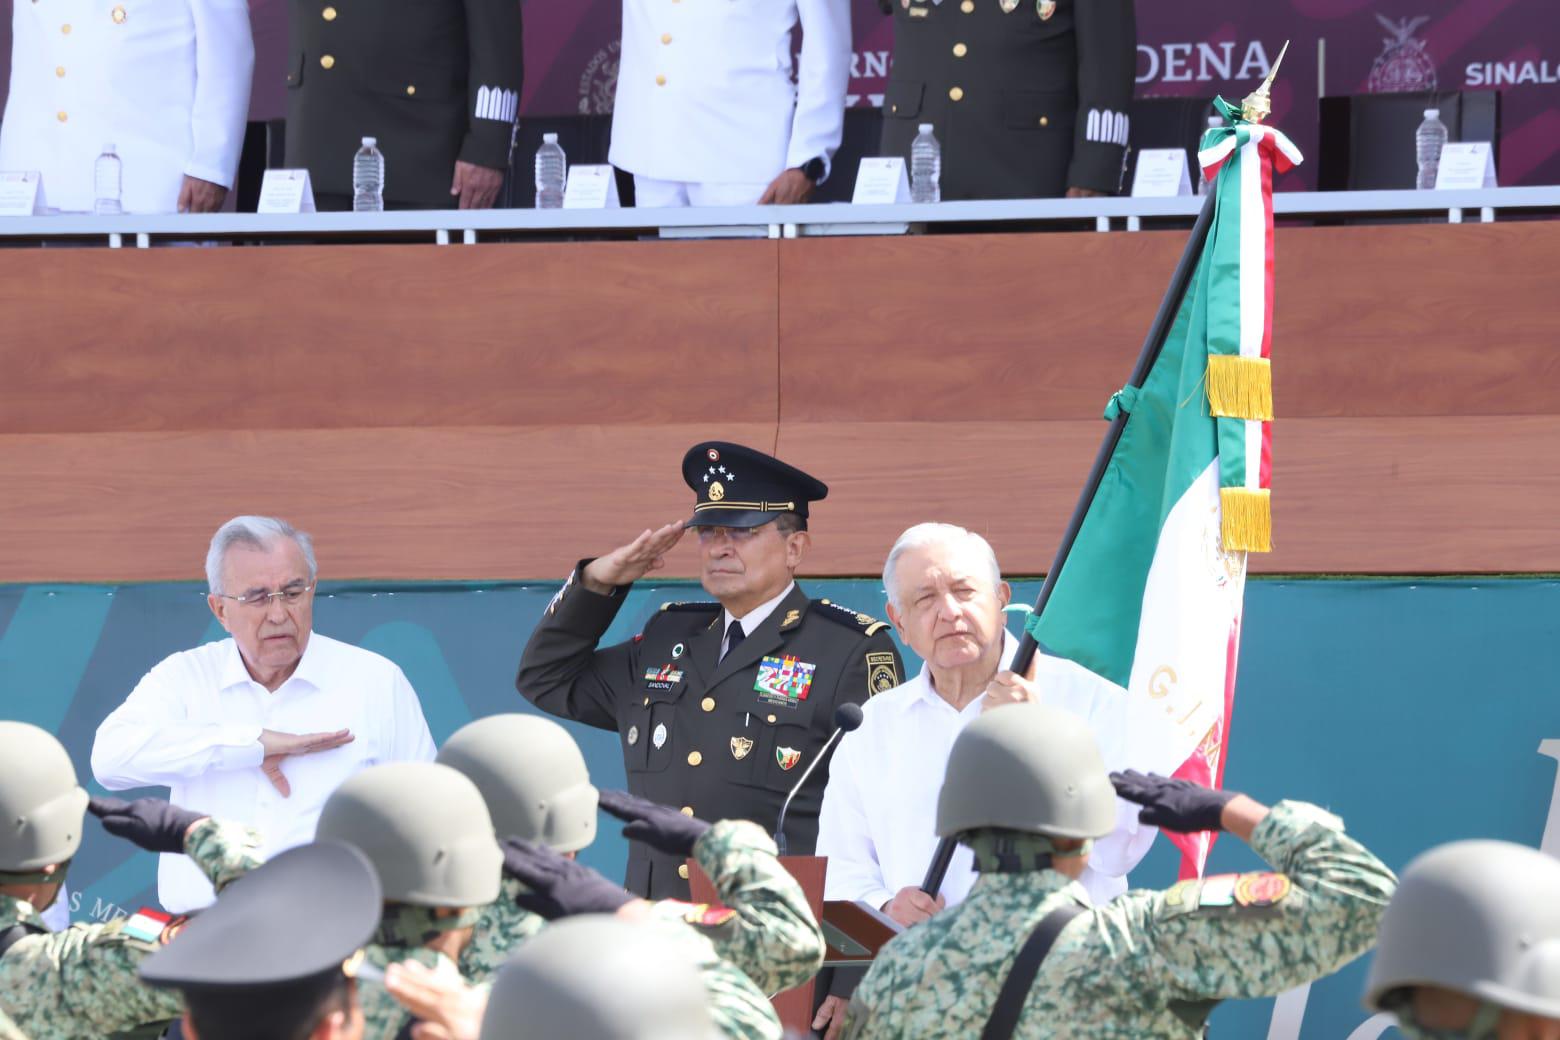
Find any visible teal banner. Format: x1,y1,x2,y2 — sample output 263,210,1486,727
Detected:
3,577,1557,1038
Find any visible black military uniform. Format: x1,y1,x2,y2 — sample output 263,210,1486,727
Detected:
517,443,904,901
878,0,1136,199
284,0,523,207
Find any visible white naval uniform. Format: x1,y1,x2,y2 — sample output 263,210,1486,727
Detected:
0,0,254,214
610,0,851,205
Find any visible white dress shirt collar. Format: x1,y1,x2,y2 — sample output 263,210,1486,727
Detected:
721,581,796,651
912,629,1020,713
219,631,326,693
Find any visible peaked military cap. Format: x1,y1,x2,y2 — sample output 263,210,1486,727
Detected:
682,441,828,529
140,840,381,995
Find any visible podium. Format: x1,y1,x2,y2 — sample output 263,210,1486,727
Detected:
687,855,902,1034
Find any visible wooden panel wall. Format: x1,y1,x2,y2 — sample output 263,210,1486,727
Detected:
1,221,1555,583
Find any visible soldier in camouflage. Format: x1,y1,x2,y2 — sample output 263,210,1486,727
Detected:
1364,840,1560,1039
313,761,504,1040
435,714,823,1038
0,1007,25,1040
840,703,1398,1039
0,721,263,1040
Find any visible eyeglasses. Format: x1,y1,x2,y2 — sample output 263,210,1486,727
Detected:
214,582,316,609
695,526,767,544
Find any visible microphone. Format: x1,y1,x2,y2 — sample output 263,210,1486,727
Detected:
774,702,865,856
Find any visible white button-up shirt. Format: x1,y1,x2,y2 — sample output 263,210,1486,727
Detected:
91,632,436,912
817,630,1156,909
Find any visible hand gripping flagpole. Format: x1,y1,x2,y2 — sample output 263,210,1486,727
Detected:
918,186,1220,900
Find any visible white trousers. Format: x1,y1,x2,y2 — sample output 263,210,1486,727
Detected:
633,175,771,208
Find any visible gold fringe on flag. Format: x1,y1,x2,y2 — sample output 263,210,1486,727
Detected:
1220,487,1272,553
1206,355,1274,421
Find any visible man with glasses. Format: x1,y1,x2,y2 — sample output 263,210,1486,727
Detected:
92,515,436,913
518,442,903,900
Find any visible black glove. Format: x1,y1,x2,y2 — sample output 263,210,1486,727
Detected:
89,797,206,853
501,838,635,920
597,789,711,858
1110,770,1238,834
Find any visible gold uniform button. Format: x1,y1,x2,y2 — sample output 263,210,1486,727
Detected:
890,104,898,114
55,66,65,77
766,714,777,724
953,42,968,57
687,751,703,766
111,5,126,23
949,86,965,102
320,54,335,69
61,22,71,33
661,33,672,44
1039,115,1049,127
322,5,336,18
960,0,974,10
680,806,695,817
655,74,667,86
57,111,68,122
701,697,715,712
643,697,650,706
406,85,416,95
677,864,690,880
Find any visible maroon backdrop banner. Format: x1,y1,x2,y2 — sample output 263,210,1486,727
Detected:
2,0,1557,187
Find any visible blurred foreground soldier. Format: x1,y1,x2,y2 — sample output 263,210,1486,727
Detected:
877,0,1135,199
139,840,383,1040
1364,840,1560,1039
284,0,523,208
612,0,850,207
436,714,820,1038
391,915,722,1040
839,704,1397,1039
0,722,263,1040
314,762,503,1040
0,1010,22,1040
518,441,902,899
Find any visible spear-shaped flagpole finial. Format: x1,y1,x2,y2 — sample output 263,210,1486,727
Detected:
1240,40,1289,123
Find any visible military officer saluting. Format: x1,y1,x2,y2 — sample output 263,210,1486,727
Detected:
284,0,523,209
877,0,1136,199
518,442,903,900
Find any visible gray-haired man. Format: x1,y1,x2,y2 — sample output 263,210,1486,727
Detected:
92,515,436,913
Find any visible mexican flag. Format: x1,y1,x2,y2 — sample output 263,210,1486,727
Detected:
1028,99,1301,878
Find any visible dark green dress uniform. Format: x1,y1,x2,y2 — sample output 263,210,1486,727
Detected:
517,443,904,902
284,0,523,207
878,0,1136,199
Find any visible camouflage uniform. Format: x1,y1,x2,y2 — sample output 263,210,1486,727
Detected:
842,801,1397,1040
462,820,822,1040
359,937,463,1040
0,1009,25,1040
0,819,262,1040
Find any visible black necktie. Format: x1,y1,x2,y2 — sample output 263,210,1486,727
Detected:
723,619,746,660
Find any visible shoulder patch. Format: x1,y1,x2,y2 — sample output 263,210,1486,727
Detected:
866,651,900,695
811,599,887,635
654,899,737,930
1234,872,1292,908
659,600,720,613
1184,873,1291,912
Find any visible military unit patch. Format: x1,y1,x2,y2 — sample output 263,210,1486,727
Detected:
1234,872,1292,907
776,746,802,771
652,724,668,749
1177,872,1293,912
660,899,737,929
122,908,174,945
755,655,816,707
730,736,754,761
867,652,900,694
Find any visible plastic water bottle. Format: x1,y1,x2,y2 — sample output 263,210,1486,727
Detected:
910,123,940,204
93,144,122,215
534,133,566,209
352,137,384,212
1415,109,1449,190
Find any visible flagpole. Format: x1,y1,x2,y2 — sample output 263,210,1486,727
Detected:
918,184,1219,899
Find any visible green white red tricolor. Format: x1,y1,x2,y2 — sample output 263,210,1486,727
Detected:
1027,97,1301,878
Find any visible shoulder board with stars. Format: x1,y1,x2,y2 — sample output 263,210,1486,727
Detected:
811,599,891,637
659,601,721,614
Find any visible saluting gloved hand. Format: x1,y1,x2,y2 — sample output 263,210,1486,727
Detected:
598,789,711,857
1110,770,1238,834
89,796,207,853
501,838,636,920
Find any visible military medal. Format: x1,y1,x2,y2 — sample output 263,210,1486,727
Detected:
1036,0,1055,18
1234,872,1292,907
627,725,639,746
652,723,668,749
999,0,1018,12
671,642,685,659
776,746,802,771
730,736,753,761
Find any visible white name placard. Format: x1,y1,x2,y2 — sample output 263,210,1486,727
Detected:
1434,141,1497,190
257,169,316,213
0,171,45,216
1131,149,1193,197
852,157,912,204
563,165,620,208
